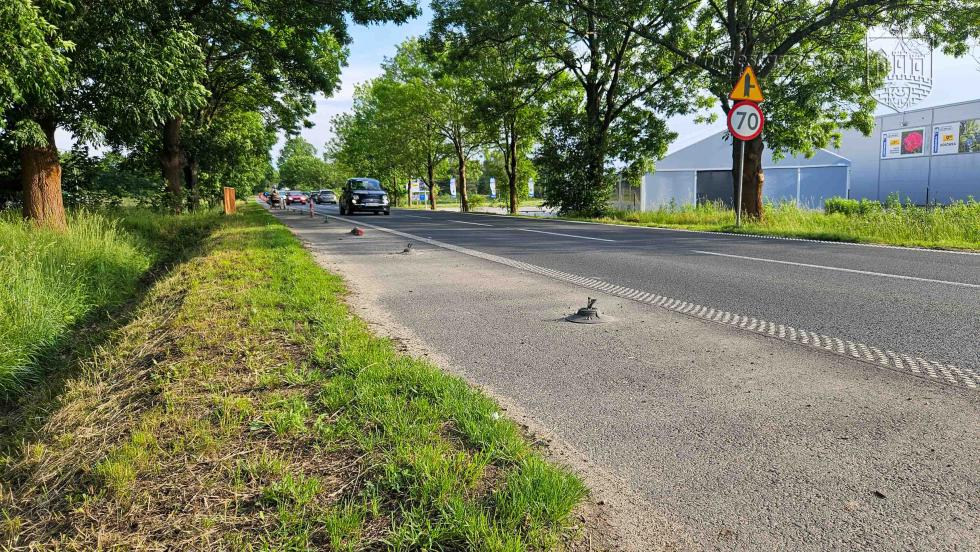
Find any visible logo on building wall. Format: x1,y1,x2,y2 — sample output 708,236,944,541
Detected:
867,35,933,112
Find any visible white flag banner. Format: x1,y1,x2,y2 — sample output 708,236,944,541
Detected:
489,177,496,198
449,177,457,197
528,178,534,198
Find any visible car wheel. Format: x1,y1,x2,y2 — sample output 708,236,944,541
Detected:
384,210,390,216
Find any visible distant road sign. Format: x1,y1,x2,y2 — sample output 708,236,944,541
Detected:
729,66,765,102
727,101,765,141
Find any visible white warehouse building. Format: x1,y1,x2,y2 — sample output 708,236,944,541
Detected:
642,99,980,210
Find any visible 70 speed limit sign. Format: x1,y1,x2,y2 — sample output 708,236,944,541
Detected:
727,101,764,141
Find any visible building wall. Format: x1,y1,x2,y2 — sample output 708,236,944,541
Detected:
643,171,696,210
643,166,848,211
836,99,980,203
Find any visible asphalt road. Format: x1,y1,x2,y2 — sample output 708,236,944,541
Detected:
302,203,979,376
273,204,980,550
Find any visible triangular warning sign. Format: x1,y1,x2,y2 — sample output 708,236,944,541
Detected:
729,66,764,102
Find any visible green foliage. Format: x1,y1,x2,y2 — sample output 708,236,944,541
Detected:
824,197,883,216
195,110,277,198
0,0,70,130
278,137,318,167
279,155,332,191
60,146,163,209
536,99,614,217
432,0,695,216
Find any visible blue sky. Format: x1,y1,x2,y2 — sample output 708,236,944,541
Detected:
286,13,980,159
58,10,980,160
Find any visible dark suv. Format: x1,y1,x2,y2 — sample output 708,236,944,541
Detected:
339,178,390,215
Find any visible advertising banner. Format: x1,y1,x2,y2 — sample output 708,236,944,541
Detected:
932,123,959,155
958,119,980,153
489,177,496,198
881,127,925,159
528,178,534,198
449,177,456,197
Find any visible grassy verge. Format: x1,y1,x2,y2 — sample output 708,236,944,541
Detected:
574,201,980,251
0,209,220,396
1,205,586,549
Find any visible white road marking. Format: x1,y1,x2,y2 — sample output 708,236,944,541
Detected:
316,212,979,391
518,229,615,242
449,220,493,227
402,215,430,219
693,250,980,289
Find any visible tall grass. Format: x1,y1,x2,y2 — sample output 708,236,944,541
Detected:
0,208,219,397
591,199,980,250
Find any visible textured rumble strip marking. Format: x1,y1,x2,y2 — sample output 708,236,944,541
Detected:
321,213,980,391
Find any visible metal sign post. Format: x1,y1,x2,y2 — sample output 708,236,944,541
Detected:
727,66,766,227
727,101,764,227
736,140,745,226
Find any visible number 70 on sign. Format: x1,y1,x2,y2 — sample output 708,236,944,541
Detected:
727,100,765,141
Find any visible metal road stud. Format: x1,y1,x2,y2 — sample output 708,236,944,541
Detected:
566,297,613,324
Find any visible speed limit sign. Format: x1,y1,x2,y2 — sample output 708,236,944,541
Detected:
727,101,764,141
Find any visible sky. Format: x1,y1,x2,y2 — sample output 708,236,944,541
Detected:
282,12,980,159
58,10,980,161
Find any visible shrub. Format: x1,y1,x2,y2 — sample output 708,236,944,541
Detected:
824,197,882,216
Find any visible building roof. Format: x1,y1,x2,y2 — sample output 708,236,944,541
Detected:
655,131,851,171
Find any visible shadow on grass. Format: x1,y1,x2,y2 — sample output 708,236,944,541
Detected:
0,213,220,459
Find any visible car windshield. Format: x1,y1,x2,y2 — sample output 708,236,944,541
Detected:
353,180,382,191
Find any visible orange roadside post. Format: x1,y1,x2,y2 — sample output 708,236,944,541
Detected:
223,187,237,215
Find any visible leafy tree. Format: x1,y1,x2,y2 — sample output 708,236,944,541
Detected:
377,41,461,210
148,0,420,211
332,43,464,210
330,87,415,204
278,137,318,167
60,146,161,209
2,0,204,227
279,154,332,191
430,20,562,214
194,109,277,199
594,0,978,218
431,0,698,216
0,1,69,124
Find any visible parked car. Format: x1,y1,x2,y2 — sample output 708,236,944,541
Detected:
339,178,389,215
285,190,308,205
313,189,337,204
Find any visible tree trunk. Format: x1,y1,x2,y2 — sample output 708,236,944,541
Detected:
20,117,66,230
731,136,765,219
427,156,437,211
506,125,518,215
160,117,184,214
457,150,469,212
184,153,200,211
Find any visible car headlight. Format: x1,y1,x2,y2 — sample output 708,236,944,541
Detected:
352,195,360,204
381,195,389,205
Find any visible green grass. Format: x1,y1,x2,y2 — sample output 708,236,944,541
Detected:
578,199,980,251
3,205,588,549
0,208,219,397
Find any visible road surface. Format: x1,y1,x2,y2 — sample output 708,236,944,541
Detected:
273,203,979,550
308,204,978,379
